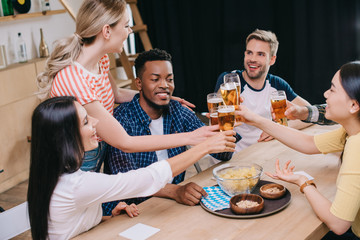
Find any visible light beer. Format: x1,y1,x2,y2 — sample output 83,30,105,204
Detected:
270,91,288,126
210,112,219,125
233,105,242,123
207,97,223,112
218,105,235,131
220,83,240,106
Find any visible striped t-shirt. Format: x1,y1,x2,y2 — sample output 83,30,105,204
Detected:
50,54,115,115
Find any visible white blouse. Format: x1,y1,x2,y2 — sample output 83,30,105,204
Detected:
48,160,172,239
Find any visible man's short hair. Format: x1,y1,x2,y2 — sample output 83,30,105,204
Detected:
246,29,279,57
135,48,172,79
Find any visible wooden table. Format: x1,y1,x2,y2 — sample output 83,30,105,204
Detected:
74,124,341,240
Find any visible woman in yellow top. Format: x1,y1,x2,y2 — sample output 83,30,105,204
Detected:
237,61,360,238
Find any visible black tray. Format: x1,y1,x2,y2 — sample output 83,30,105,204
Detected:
200,180,291,219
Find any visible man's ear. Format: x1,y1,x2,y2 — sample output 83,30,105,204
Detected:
350,100,360,114
102,24,111,40
269,55,277,66
135,77,142,91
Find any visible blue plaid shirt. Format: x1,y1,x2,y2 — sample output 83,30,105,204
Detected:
102,94,240,216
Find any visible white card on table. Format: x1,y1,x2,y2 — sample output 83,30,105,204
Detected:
119,223,160,240
294,171,314,180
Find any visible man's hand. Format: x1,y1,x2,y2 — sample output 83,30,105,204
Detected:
174,182,208,206
284,101,309,121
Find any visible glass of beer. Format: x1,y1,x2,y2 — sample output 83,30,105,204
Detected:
218,105,235,131
270,90,288,126
207,93,223,112
209,107,219,126
223,73,241,105
220,82,238,106
220,82,242,123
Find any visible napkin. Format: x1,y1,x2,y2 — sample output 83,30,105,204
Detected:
201,186,231,211
118,223,160,240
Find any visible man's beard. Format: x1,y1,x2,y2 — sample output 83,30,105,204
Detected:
244,63,267,80
142,92,170,110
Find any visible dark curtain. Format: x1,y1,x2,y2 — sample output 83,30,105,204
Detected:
136,0,359,113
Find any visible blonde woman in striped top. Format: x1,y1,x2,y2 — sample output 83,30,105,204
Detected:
37,0,219,172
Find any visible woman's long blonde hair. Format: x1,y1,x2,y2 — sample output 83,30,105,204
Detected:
37,0,126,98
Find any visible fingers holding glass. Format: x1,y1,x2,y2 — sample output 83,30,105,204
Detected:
270,90,288,126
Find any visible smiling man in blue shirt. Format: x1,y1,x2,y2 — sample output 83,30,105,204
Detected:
215,29,311,152
102,49,240,216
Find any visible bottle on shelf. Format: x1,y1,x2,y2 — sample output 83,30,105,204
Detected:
39,28,49,58
16,32,27,63
1,0,14,16
39,0,50,12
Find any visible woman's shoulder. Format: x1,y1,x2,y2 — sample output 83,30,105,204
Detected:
347,131,360,145
54,63,82,82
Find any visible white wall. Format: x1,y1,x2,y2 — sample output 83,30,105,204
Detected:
0,0,75,65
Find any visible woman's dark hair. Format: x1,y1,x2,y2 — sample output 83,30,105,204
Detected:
27,96,84,240
340,61,360,118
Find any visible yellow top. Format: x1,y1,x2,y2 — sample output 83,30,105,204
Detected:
314,127,360,237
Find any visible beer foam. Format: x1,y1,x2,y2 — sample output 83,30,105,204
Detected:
220,83,237,90
218,106,235,113
208,98,222,103
271,97,286,101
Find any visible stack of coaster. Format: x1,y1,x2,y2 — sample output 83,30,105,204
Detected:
201,186,230,211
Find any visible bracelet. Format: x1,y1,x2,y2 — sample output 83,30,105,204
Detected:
300,180,316,193
303,106,313,122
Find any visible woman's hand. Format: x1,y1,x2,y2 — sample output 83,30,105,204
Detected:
171,96,196,111
235,105,262,126
112,202,139,218
200,130,236,154
187,125,220,145
265,159,308,186
257,131,274,142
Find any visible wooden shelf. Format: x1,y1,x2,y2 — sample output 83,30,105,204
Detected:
0,57,46,72
0,9,66,23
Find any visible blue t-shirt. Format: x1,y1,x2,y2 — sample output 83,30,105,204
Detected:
215,70,297,151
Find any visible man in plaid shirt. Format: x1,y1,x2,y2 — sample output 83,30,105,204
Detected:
102,49,240,216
